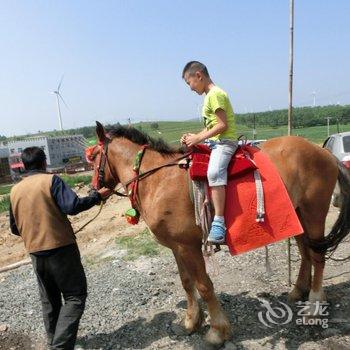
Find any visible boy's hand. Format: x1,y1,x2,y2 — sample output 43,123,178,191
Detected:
98,187,113,200
184,133,201,147
180,133,189,144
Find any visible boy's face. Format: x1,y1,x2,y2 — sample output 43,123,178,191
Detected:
184,71,206,95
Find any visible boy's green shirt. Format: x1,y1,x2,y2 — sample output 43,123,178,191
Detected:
202,86,237,141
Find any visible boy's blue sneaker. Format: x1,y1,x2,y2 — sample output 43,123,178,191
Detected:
208,220,226,244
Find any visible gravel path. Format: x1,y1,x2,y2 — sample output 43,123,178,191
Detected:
1,207,350,349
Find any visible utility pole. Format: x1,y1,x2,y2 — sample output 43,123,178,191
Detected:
287,0,295,287
326,117,331,136
253,114,257,140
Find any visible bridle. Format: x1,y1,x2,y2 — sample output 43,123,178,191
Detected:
93,138,192,206
94,138,128,197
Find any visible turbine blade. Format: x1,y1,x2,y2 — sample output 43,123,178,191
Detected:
57,75,64,92
58,93,68,108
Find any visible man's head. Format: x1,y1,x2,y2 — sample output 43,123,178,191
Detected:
182,61,210,95
21,147,47,171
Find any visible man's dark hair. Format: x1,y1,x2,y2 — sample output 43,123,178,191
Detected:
182,61,210,79
21,147,47,171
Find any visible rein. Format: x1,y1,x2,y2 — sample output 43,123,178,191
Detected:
124,148,191,207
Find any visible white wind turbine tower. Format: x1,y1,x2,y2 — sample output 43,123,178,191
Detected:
53,76,68,131
311,90,317,107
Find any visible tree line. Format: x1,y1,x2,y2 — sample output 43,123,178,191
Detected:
237,105,350,128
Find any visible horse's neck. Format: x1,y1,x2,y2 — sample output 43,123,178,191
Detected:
110,140,171,184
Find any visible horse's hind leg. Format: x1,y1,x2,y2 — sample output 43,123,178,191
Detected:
288,235,312,302
297,205,327,304
176,245,231,345
309,249,326,303
173,250,203,333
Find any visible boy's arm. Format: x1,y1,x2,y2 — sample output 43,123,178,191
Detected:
184,109,228,147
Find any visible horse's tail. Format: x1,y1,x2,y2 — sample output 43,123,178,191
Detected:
307,161,350,254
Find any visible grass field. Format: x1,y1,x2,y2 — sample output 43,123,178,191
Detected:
88,120,350,146
0,196,10,213
59,174,92,187
0,185,12,196
115,228,167,260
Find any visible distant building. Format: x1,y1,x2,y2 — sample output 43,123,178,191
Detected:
7,135,87,169
0,147,11,183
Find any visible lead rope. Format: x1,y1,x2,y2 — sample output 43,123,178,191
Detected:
74,201,105,234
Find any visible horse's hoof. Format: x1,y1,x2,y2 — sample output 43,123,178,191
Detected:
183,308,204,334
288,286,309,303
205,325,232,345
309,289,327,303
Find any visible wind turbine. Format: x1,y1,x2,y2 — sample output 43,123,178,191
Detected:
311,91,317,107
53,76,68,131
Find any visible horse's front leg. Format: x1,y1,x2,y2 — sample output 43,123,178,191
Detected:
173,250,203,333
176,245,232,345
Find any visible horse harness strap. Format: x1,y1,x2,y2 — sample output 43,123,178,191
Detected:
128,144,149,208
98,139,127,197
124,148,192,208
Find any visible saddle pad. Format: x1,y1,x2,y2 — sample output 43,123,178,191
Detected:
224,146,304,255
190,145,257,181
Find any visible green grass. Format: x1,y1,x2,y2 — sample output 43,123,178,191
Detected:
0,185,12,195
115,228,165,260
59,175,92,188
0,195,10,213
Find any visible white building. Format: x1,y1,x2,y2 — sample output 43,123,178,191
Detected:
7,135,87,168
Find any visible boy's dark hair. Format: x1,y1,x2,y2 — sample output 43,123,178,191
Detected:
21,147,47,171
182,61,210,79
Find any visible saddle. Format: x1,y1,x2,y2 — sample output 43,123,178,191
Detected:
188,143,304,255
189,144,257,181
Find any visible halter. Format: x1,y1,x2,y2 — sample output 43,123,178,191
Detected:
93,138,127,197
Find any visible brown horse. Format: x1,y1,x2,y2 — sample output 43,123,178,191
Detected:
90,121,350,345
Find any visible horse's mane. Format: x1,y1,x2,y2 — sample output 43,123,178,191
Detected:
107,124,185,155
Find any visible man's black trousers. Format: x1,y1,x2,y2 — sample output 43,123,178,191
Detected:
30,243,87,350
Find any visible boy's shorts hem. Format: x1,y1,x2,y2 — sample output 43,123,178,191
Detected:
208,181,227,187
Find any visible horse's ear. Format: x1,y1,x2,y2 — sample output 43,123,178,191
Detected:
96,121,106,143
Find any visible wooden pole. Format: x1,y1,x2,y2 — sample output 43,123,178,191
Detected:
287,0,294,287
0,258,31,274
288,0,294,136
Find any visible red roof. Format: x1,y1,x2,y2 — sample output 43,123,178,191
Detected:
10,162,24,169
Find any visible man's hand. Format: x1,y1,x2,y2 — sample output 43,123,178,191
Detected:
98,187,113,200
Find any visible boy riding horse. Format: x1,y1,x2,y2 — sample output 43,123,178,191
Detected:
181,61,238,244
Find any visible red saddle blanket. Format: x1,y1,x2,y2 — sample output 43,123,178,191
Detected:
190,144,257,181
190,145,304,255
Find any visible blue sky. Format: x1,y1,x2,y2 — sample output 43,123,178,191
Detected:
1,1,349,136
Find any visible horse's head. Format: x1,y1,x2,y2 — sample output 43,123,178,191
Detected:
85,121,119,190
